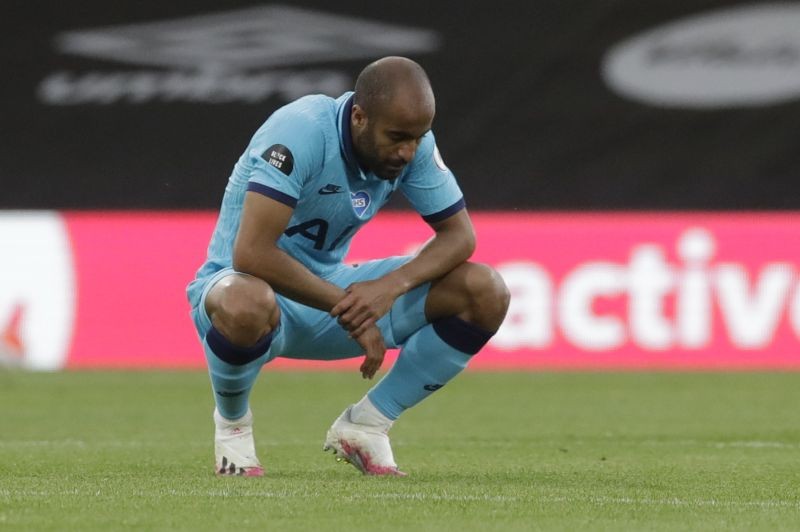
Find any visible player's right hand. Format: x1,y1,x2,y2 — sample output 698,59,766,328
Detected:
354,325,386,379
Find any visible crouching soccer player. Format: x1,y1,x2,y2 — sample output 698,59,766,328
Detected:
187,56,509,476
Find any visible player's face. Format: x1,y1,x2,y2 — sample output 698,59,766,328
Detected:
352,98,434,180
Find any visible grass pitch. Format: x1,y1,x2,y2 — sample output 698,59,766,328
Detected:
1,370,800,531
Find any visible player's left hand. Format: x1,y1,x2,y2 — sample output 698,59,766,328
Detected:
354,324,386,379
331,279,400,337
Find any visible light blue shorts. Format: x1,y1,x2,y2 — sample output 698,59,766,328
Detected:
190,255,430,362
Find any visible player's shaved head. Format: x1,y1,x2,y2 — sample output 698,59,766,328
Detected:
354,56,435,118
350,57,436,180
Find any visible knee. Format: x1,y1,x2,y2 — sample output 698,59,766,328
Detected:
460,263,510,327
208,275,279,346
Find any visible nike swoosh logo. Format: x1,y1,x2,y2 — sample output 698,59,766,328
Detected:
318,186,344,195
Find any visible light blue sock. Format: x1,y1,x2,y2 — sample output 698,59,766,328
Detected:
204,326,272,420
367,316,493,420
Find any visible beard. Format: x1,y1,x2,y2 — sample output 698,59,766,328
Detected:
355,130,404,180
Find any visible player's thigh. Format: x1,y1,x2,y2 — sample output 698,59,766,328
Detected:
331,256,431,346
272,294,370,360
275,256,430,359
424,261,509,331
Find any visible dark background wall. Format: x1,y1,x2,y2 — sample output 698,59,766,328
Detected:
2,0,799,210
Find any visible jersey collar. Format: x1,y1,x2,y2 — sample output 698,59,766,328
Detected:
338,92,368,181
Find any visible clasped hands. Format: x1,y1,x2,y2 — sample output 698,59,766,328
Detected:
330,278,401,380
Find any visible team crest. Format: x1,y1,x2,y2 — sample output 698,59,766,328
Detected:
350,191,371,218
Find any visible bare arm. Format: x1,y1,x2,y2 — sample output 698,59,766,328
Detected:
232,191,345,311
385,208,476,294
233,191,386,378
332,208,476,335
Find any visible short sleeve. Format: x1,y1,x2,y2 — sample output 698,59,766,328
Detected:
400,132,465,223
245,105,325,208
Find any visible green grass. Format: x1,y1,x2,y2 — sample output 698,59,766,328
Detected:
1,371,800,531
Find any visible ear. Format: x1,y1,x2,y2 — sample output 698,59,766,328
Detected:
351,104,368,129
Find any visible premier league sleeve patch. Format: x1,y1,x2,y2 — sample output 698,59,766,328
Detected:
261,144,294,176
433,145,449,172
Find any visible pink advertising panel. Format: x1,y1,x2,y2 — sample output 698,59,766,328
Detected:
1,211,798,370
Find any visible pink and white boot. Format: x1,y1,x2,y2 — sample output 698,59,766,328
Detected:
323,402,406,476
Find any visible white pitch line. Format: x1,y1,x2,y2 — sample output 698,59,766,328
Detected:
0,488,517,503
2,489,799,510
625,439,800,449
2,438,797,449
352,492,519,503
711,441,797,449
547,495,800,510
0,439,314,448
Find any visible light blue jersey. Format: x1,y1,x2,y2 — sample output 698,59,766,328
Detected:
188,90,486,427
187,92,464,308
